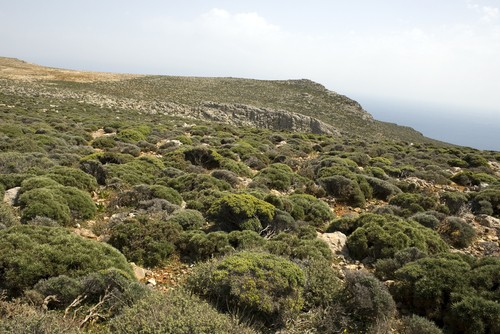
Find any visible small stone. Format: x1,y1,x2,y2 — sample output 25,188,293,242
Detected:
147,278,157,286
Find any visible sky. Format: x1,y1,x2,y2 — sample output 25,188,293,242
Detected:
1,0,499,150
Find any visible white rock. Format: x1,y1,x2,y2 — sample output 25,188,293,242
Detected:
318,231,348,255
3,187,20,206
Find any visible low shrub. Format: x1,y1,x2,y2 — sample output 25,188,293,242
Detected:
208,193,275,232
400,315,443,334
440,191,469,215
364,176,402,201
471,187,500,216
301,258,342,309
0,203,19,228
445,294,500,334
108,216,182,267
110,289,256,334
287,194,334,229
438,217,476,248
394,253,471,320
389,193,438,215
46,166,97,192
0,225,133,296
113,184,182,207
346,214,447,261
375,247,427,280
167,209,205,230
318,175,365,207
0,299,80,334
411,212,440,229
18,187,71,225
177,231,232,261
188,251,305,328
252,163,296,191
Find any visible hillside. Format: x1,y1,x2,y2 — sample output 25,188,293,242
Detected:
1,57,499,334
0,57,438,143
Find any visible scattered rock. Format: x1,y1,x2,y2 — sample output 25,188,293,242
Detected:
477,215,500,230
3,187,20,206
72,228,98,240
146,278,157,286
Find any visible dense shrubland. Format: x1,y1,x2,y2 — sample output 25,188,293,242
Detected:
1,73,500,333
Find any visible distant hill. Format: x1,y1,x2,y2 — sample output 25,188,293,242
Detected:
0,57,442,144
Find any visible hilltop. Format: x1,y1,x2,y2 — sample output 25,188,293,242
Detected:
1,57,499,334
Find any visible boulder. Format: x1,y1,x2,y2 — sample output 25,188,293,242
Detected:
3,187,20,206
318,231,348,256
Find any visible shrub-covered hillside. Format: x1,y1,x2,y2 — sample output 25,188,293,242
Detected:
0,58,499,333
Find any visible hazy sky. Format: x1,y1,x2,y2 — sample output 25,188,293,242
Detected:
1,0,499,149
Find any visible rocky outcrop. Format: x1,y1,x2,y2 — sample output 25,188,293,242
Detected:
194,102,339,135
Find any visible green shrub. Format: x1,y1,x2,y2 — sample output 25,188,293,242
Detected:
0,299,80,334
0,203,19,228
440,191,468,215
0,225,133,296
472,187,500,216
340,270,396,333
108,216,182,267
288,194,334,229
211,169,240,187
110,289,256,334
184,146,222,169
105,156,165,185
177,231,232,261
394,253,471,320
411,212,440,229
168,173,231,194
400,315,443,334
116,128,146,143
18,187,71,225
168,209,205,230
375,247,427,280
451,171,497,186
318,175,365,207
252,163,295,191
463,153,489,168
92,136,116,148
301,258,341,309
438,217,476,248
228,230,266,250
347,214,447,261
389,193,438,215
188,251,305,328
19,176,60,195
364,176,402,201
54,186,96,220
445,294,500,334
46,166,97,191
114,184,182,207
208,193,275,232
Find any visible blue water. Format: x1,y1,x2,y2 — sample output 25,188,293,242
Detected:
359,98,500,152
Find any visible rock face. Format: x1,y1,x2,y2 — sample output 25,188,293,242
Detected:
3,187,20,206
196,102,339,135
318,231,348,256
